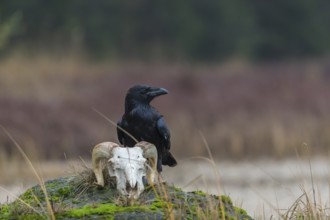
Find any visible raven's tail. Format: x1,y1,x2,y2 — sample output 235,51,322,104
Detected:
162,152,177,167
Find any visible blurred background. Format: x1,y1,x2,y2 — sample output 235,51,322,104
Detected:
1,0,330,217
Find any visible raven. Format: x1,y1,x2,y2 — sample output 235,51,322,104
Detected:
117,84,177,172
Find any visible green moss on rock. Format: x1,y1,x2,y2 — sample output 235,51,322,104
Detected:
0,171,253,220
60,203,157,219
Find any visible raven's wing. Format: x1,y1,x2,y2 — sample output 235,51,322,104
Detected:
156,116,171,150
117,119,125,145
157,117,177,167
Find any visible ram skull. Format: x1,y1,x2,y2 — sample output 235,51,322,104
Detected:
92,141,158,199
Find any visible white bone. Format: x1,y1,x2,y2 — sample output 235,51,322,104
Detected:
92,141,158,199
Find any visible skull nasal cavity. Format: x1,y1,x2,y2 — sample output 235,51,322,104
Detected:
126,182,137,191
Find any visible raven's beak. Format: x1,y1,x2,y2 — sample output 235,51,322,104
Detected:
147,87,168,97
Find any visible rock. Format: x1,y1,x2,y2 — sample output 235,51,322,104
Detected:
0,169,253,220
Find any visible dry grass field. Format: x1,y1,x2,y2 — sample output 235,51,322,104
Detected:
1,55,330,161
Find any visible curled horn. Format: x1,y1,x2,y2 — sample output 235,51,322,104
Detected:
92,142,120,187
135,141,158,184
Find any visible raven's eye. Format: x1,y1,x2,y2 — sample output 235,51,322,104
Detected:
141,88,149,94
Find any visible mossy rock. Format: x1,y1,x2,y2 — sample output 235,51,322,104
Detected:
0,169,252,220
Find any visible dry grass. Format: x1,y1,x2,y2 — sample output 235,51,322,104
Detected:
1,127,55,219
1,55,330,161
282,187,330,220
280,157,330,220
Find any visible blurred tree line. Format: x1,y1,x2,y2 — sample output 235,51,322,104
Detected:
0,0,330,61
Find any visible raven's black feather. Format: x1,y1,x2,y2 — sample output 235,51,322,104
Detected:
117,85,177,172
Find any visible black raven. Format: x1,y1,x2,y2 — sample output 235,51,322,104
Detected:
117,84,177,172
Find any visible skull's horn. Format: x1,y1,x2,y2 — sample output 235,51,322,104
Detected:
92,142,120,187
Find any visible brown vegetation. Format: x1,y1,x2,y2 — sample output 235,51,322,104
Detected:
1,56,330,162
